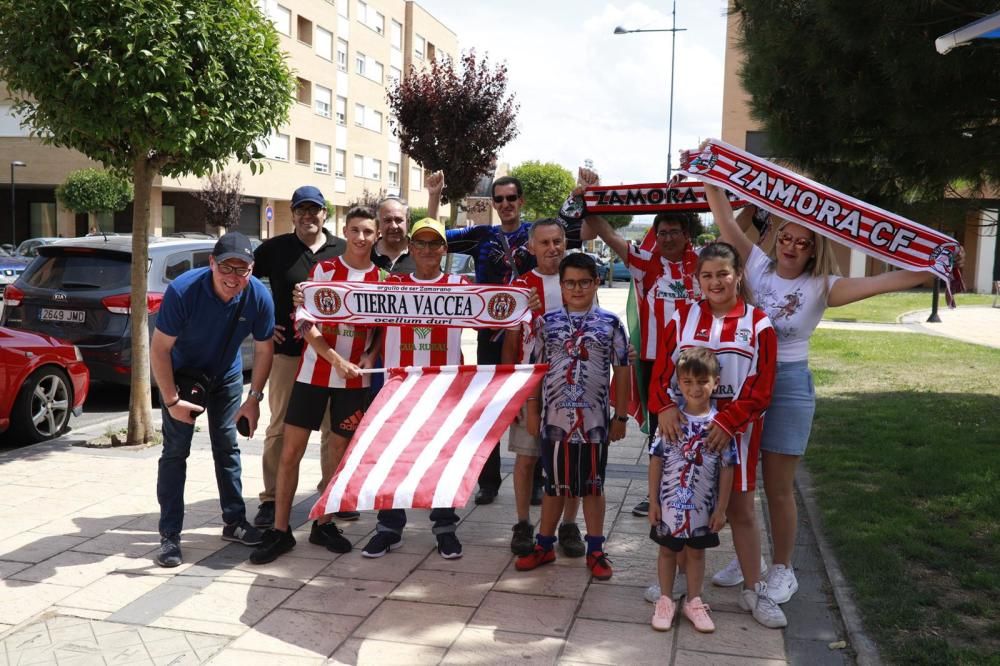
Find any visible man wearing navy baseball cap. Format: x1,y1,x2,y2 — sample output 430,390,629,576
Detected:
151,230,276,567
250,185,349,534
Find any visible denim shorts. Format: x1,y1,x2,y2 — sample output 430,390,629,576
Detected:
760,360,816,457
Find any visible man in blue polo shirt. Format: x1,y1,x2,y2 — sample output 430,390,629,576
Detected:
151,232,275,567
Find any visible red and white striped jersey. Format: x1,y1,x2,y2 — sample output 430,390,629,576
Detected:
511,270,562,364
297,257,385,389
627,243,700,360
648,299,776,490
382,272,469,368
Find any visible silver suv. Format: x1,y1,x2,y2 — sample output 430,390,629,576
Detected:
2,235,258,385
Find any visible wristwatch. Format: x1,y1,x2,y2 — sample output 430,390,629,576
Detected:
614,414,628,423
248,388,264,401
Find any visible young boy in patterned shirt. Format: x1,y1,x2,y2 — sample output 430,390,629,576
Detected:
648,346,736,633
516,253,629,580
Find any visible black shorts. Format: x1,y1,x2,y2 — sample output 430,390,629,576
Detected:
539,438,608,498
284,382,371,439
648,525,720,552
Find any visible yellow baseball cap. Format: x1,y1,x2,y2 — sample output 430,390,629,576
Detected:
409,217,446,242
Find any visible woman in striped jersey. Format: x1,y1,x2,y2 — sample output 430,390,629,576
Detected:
649,242,785,629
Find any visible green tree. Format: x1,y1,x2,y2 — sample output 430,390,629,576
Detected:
56,169,134,227
509,161,575,220
387,51,518,227
604,214,634,230
0,0,294,444
735,0,1000,221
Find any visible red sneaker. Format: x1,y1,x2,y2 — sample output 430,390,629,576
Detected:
515,545,556,571
587,551,613,580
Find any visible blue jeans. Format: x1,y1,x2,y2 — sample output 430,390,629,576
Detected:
157,370,246,538
377,508,459,536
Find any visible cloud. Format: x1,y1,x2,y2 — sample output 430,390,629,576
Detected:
416,0,728,184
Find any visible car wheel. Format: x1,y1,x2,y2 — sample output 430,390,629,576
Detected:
10,366,73,443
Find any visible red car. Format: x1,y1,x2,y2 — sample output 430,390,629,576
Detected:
0,326,89,443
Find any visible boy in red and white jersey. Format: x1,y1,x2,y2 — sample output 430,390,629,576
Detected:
360,217,467,560
501,218,584,560
251,206,385,565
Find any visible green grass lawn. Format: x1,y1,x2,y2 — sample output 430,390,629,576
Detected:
807,330,1000,665
823,290,994,323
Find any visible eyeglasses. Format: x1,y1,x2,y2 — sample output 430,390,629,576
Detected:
493,194,519,204
561,278,595,290
656,229,686,239
777,233,814,251
410,239,446,250
294,205,323,217
216,263,252,277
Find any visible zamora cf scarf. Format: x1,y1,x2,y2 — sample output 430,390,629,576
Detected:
680,139,962,290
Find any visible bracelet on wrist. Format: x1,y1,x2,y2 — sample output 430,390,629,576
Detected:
165,396,181,408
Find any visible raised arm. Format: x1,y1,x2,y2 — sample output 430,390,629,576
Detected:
425,170,443,220
583,214,630,264
827,269,928,308
704,183,755,261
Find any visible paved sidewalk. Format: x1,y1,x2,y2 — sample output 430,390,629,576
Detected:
0,412,851,665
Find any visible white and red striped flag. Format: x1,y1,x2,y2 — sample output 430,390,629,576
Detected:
309,364,547,515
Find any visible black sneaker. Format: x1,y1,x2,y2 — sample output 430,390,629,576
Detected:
156,535,182,568
361,531,402,558
437,532,463,559
334,511,361,521
249,528,296,564
253,501,275,528
309,521,353,553
474,488,497,505
558,522,586,558
222,519,264,545
510,520,535,556
631,497,650,517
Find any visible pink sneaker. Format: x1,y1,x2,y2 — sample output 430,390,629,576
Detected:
683,596,715,633
651,595,675,631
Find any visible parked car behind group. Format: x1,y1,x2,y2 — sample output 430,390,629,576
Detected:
0,246,31,300
0,325,89,442
1,235,257,386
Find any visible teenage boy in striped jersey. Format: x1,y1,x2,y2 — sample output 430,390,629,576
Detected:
359,217,468,560
251,206,385,564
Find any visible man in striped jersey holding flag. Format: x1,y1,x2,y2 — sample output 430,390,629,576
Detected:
359,217,468,560
251,206,386,564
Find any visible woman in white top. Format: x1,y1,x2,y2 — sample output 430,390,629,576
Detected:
704,183,932,606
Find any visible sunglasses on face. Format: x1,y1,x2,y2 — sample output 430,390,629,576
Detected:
410,239,446,250
294,206,323,217
561,278,595,290
493,194,519,204
216,263,252,277
777,233,814,251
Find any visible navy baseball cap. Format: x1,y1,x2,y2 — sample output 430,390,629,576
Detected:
291,185,326,209
213,232,254,264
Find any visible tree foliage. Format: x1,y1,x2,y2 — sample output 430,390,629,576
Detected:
735,0,1000,214
0,0,294,444
604,214,634,230
56,169,133,214
195,172,243,232
509,161,575,220
387,51,518,225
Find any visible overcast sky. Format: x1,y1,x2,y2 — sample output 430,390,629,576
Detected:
416,0,730,186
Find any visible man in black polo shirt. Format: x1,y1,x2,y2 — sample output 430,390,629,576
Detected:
251,185,345,529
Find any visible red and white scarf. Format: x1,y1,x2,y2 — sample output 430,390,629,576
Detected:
559,182,745,218
679,139,963,289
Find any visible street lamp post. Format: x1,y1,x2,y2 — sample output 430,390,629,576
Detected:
10,160,26,248
614,0,686,180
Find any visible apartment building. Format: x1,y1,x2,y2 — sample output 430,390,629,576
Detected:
0,0,457,244
720,11,997,293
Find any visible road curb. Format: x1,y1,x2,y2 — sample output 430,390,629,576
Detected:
795,465,882,666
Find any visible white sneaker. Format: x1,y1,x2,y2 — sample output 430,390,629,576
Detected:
765,564,799,604
711,555,767,587
643,573,686,603
739,581,788,629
